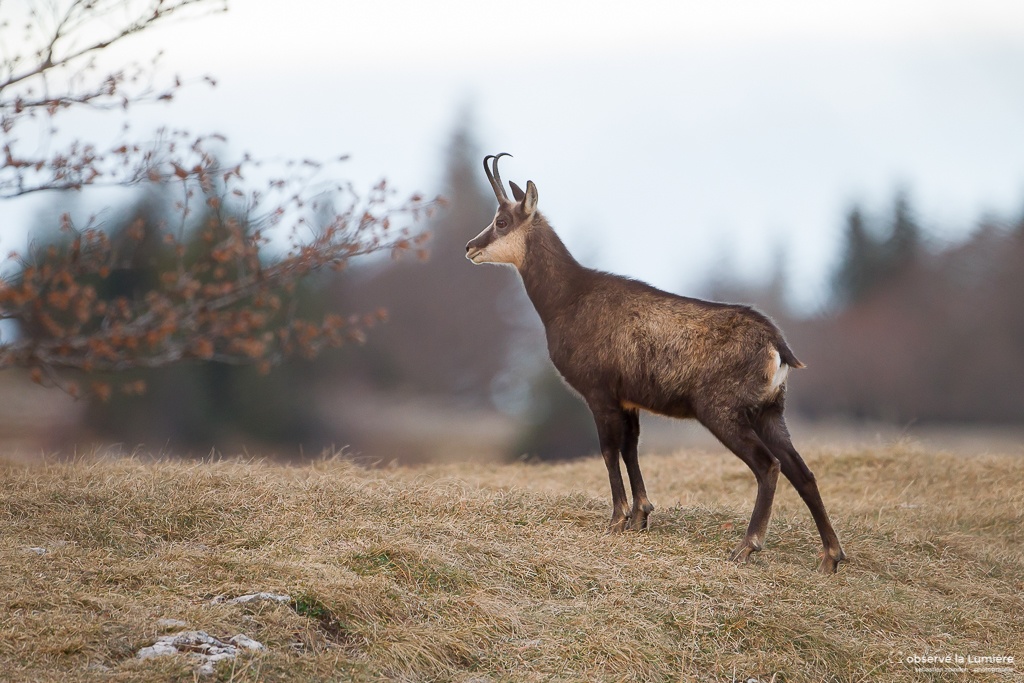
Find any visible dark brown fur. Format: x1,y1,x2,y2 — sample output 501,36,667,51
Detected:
467,156,846,572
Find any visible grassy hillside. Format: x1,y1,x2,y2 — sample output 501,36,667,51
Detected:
1,444,1022,682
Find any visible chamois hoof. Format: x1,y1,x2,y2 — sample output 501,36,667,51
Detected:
728,538,762,564
607,515,630,534
626,503,654,531
818,547,847,574
625,515,648,532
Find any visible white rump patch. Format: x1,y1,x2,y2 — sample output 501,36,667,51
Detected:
766,348,790,398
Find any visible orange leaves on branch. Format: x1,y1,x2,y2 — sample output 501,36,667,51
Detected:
127,218,146,242
230,338,265,359
46,290,71,311
88,338,119,362
122,380,146,395
0,0,446,399
3,110,439,394
92,382,112,402
191,338,215,360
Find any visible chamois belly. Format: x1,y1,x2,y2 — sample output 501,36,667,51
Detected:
549,340,700,419
616,365,699,419
562,335,775,419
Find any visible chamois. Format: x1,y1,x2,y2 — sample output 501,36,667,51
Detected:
466,154,846,573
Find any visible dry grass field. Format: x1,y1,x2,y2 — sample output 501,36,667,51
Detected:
1,442,1022,682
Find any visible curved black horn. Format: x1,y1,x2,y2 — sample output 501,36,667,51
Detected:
483,152,512,201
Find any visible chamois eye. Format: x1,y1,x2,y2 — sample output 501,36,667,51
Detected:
495,219,508,231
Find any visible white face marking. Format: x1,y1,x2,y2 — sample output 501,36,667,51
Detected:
465,214,528,268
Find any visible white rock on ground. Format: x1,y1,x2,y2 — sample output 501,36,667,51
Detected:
228,592,292,605
228,633,265,650
136,630,264,676
209,592,292,606
155,618,189,631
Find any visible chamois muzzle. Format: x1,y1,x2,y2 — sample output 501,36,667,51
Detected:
465,232,488,263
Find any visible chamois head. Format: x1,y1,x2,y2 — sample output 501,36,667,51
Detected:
465,153,538,269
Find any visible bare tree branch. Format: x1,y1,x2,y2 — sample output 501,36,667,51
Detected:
0,0,222,93
0,0,439,397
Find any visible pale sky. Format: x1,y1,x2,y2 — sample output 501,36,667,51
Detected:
12,1,1024,309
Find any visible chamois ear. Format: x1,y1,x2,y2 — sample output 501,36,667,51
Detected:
509,181,526,202
523,180,538,215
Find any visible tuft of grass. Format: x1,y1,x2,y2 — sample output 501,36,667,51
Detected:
1,445,1022,681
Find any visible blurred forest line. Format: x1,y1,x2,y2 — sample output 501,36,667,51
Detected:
6,115,1024,461
713,193,1024,428
789,198,1024,424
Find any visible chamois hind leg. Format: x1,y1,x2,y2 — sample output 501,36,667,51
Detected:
754,407,847,573
591,405,631,533
621,408,654,531
701,412,781,563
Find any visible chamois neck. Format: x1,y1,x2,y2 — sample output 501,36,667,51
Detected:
518,219,588,324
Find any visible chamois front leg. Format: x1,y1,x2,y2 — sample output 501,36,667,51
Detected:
592,406,631,533
622,409,654,531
